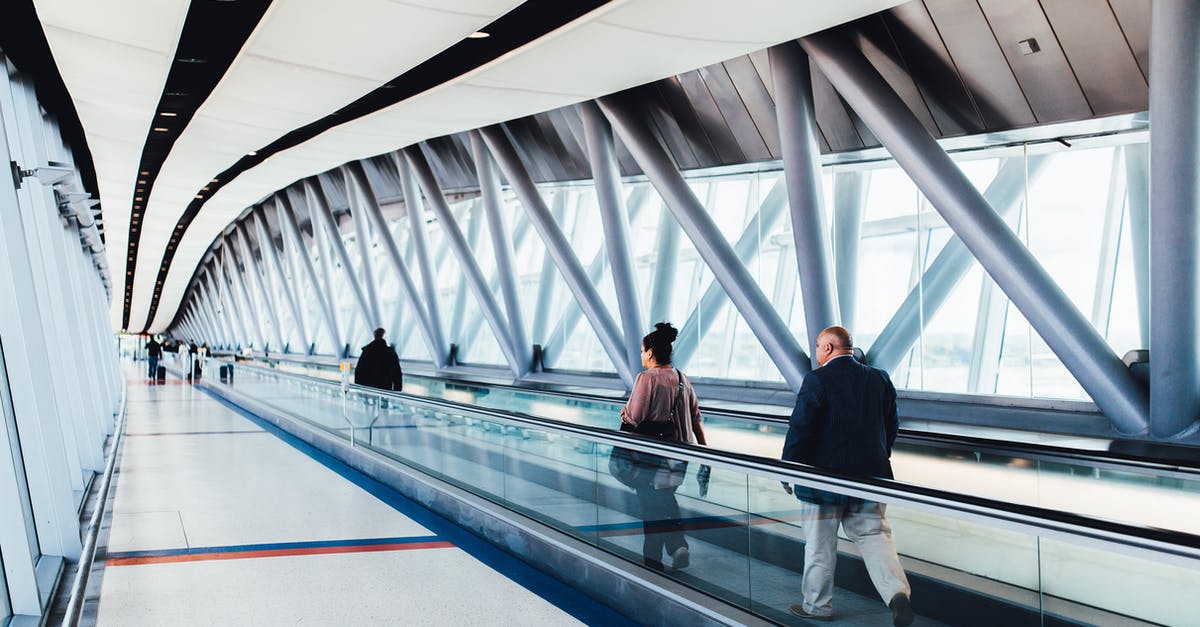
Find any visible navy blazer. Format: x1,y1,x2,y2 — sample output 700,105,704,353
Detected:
782,354,899,480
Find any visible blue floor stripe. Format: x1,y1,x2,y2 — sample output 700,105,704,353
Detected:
202,388,636,627
109,535,445,560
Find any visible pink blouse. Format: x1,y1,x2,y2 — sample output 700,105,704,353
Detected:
622,367,705,445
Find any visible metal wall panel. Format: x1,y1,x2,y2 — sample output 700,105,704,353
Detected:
677,70,746,164
854,17,943,136
1108,0,1150,80
657,77,721,166
978,0,1093,122
811,65,868,152
699,63,771,162
1040,0,1147,115
923,0,1037,129
883,3,983,136
717,56,779,158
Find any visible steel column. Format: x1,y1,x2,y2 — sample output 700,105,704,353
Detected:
471,131,532,373
276,192,343,355
771,42,840,361
869,157,1046,371
449,201,483,346
1149,0,1200,437
253,207,309,351
581,102,645,376
305,178,378,332
479,125,634,386
673,180,788,369
344,160,444,366
802,32,1149,434
599,96,810,390
390,155,448,364
1124,144,1151,349
198,271,230,348
832,171,869,329
405,146,523,376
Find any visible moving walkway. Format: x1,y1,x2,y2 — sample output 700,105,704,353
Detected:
199,359,1200,626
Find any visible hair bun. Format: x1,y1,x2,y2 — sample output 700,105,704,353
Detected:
655,322,678,342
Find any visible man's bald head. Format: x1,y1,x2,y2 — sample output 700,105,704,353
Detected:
815,326,854,366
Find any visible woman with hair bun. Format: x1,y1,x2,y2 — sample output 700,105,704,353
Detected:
619,322,708,570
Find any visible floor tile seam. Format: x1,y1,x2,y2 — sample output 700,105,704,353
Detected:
106,541,458,566
200,385,635,626
123,429,267,437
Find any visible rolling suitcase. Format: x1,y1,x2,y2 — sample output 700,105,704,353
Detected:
156,365,166,382
219,364,232,383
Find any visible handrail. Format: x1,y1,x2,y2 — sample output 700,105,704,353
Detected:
237,355,1200,476
224,360,1200,565
61,383,128,627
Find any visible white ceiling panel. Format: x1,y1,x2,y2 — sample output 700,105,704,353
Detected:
147,0,904,331
34,0,188,328
129,0,523,331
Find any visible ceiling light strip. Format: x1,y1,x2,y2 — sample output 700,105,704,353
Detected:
120,0,274,330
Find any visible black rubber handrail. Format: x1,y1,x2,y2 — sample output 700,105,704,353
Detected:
236,354,1200,476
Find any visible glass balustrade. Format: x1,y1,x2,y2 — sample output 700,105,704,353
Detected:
212,362,1200,626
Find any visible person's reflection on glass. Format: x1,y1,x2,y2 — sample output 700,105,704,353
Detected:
619,323,708,571
781,326,914,626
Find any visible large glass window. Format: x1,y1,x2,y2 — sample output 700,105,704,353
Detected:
1,337,39,565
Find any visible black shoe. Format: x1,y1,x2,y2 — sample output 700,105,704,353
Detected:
889,594,914,627
789,605,833,621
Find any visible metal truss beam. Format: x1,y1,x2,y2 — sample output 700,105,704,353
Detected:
344,160,444,366
224,232,267,349
340,172,384,329
869,156,1047,372
253,207,309,351
1124,144,1150,349
802,32,1149,435
599,96,810,390
383,155,447,364
234,225,286,352
673,179,788,369
471,131,532,373
479,124,634,386
405,145,523,377
306,178,378,333
276,192,343,355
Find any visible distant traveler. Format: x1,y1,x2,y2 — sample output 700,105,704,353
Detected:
619,322,708,571
189,340,201,380
354,328,403,391
146,336,162,379
781,326,913,626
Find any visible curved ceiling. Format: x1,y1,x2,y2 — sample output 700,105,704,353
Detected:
36,0,904,333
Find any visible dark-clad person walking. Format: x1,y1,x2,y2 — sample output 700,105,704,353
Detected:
146,336,162,379
354,328,403,391
782,326,913,626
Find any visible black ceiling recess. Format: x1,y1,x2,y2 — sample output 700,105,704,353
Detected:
141,0,611,333
121,0,274,331
0,1,101,239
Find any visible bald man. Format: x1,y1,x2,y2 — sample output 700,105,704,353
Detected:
782,326,913,626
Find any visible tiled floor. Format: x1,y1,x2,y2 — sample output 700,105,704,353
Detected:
96,367,625,626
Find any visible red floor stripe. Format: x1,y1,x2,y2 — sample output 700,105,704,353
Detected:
107,540,455,566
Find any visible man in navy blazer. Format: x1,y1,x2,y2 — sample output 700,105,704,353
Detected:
782,326,913,626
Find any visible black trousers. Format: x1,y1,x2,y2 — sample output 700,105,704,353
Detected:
635,484,687,565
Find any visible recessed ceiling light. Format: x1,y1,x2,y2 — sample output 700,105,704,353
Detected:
159,112,177,117
135,197,143,201
195,195,204,199
165,91,189,97
211,178,219,183
153,127,169,132
247,151,257,156
177,57,207,64
468,31,490,39
141,171,149,175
